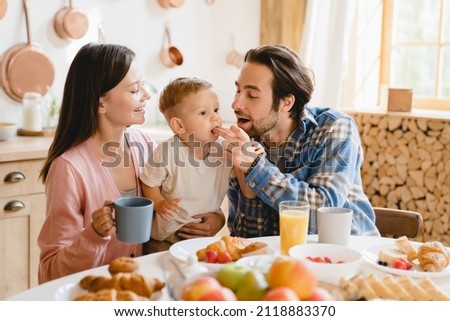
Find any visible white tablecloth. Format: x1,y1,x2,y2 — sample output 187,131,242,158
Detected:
5,235,450,300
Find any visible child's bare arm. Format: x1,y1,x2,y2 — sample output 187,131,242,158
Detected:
141,183,180,221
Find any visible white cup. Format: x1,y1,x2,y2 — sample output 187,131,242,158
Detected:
317,207,353,246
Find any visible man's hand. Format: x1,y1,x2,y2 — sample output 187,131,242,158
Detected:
177,210,226,239
213,126,261,172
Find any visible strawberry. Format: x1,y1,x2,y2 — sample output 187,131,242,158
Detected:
205,250,218,263
393,258,408,270
217,251,233,263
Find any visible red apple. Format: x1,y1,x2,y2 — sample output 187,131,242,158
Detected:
200,287,237,301
267,257,317,300
305,287,334,301
262,287,300,301
181,276,222,301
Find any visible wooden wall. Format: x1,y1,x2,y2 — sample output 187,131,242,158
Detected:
347,111,450,245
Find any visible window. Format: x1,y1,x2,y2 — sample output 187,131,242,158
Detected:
381,0,450,110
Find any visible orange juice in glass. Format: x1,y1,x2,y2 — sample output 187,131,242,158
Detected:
279,201,310,256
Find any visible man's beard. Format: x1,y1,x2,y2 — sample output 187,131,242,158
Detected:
246,109,279,142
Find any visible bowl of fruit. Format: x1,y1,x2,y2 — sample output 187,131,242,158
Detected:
288,243,362,285
171,256,334,301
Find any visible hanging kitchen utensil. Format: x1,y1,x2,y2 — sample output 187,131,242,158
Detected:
53,0,89,40
160,23,183,68
0,0,7,19
97,18,107,43
157,0,185,9
168,0,185,7
226,34,244,68
0,0,54,102
157,0,171,9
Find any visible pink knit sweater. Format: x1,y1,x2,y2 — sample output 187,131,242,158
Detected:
38,128,156,283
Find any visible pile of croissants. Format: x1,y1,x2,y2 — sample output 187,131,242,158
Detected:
74,257,165,301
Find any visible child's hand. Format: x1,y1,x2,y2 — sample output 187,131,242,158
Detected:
155,198,181,221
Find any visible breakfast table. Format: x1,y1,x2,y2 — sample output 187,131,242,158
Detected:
5,235,450,301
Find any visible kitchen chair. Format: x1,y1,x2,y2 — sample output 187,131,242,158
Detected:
373,207,424,239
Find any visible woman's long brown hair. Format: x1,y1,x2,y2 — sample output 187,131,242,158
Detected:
39,43,135,183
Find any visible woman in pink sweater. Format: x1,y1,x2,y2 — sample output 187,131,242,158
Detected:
37,43,156,283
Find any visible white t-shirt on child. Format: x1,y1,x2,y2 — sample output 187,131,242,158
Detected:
140,135,232,241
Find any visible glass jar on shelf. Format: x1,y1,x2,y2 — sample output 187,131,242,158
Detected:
22,92,43,132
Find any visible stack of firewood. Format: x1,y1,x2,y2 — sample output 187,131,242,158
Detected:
347,111,450,246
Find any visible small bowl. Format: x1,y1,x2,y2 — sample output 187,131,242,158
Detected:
0,123,17,141
288,243,362,284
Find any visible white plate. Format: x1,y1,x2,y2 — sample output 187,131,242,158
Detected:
54,282,162,301
169,236,280,270
169,237,220,262
361,243,450,278
54,283,87,301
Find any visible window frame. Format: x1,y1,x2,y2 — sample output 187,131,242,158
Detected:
380,0,450,110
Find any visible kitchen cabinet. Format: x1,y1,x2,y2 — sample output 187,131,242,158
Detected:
0,126,172,299
0,135,52,300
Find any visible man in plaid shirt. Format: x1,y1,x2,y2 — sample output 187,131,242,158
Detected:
214,45,379,238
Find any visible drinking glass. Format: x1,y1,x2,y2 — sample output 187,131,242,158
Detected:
279,200,310,256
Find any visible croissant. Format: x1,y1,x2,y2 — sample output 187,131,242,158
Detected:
196,236,268,261
79,273,165,298
417,241,450,272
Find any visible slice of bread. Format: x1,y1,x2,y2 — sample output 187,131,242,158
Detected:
395,236,418,260
352,275,379,300
338,277,360,301
417,277,450,301
380,275,414,300
338,274,449,301
396,276,432,300
366,274,398,300
378,247,408,267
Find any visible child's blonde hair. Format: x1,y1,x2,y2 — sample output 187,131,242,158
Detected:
159,77,213,117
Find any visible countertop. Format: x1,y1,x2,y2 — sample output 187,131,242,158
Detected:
0,125,173,163
0,135,54,162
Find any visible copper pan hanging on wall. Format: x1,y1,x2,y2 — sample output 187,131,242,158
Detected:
157,0,185,9
53,0,89,40
0,0,55,102
160,23,183,68
0,0,7,19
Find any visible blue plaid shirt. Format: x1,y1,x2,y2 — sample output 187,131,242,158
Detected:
227,107,380,238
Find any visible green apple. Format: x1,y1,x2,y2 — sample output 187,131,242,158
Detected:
216,264,252,291
235,269,269,301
